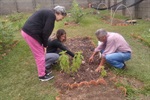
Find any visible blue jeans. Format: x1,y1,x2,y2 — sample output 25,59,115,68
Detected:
103,52,131,68
45,53,59,69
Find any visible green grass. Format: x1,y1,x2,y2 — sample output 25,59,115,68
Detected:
0,9,150,99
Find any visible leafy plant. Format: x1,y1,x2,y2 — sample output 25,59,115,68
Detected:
70,0,84,23
100,66,107,77
71,52,84,73
58,51,70,74
58,51,84,74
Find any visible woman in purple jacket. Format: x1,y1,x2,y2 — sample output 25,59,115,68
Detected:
21,6,67,81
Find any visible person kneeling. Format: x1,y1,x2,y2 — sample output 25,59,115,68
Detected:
45,29,75,73
89,29,132,72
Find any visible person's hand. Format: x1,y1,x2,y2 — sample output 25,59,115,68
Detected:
89,56,94,63
44,47,47,54
95,66,102,72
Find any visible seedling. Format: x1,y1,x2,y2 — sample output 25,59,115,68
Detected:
100,66,107,78
58,51,70,74
58,51,84,74
71,52,84,73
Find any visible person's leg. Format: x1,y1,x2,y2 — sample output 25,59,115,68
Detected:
21,30,45,77
45,53,59,69
105,52,131,68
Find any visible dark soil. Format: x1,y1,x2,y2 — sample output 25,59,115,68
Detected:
101,16,129,26
54,37,144,100
55,37,100,86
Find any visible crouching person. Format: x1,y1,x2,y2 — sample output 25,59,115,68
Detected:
45,29,75,73
89,29,132,72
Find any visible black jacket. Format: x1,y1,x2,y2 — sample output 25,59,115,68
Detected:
22,9,56,47
47,39,74,57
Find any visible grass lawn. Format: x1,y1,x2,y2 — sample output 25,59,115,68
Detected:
0,9,150,99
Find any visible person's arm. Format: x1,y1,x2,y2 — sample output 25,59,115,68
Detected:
96,39,116,72
95,57,106,72
89,43,104,63
42,15,55,47
89,51,98,63
44,47,47,54
56,41,74,57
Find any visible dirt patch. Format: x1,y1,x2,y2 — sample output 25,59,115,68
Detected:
54,37,144,100
59,85,125,100
64,21,79,26
55,37,100,86
101,16,130,26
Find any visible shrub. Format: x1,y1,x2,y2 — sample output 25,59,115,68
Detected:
70,0,84,23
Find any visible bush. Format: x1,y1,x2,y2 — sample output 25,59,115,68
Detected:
70,0,84,23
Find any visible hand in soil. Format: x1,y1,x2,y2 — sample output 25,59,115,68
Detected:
89,56,94,63
95,66,102,72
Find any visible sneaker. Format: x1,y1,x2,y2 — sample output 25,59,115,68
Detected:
45,70,52,75
122,63,126,70
39,74,54,81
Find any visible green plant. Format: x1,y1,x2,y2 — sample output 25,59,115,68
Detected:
71,52,84,73
58,51,70,74
58,51,84,74
70,0,84,23
100,66,107,77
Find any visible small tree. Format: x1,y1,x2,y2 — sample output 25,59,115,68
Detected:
70,0,84,23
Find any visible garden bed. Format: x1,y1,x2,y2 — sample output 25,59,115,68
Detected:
55,37,100,87
101,16,131,26
54,37,144,100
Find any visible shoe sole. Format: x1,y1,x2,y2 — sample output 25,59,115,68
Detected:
46,71,52,75
39,76,54,82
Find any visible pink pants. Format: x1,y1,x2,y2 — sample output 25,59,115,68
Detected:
21,30,45,77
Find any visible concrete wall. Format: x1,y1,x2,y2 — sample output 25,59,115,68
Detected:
134,0,150,19
0,0,149,19
0,0,89,15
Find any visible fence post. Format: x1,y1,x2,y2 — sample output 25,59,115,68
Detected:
32,0,36,11
14,0,19,13
108,0,110,8
122,0,126,16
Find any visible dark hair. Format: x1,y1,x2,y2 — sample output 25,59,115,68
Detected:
56,29,66,41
